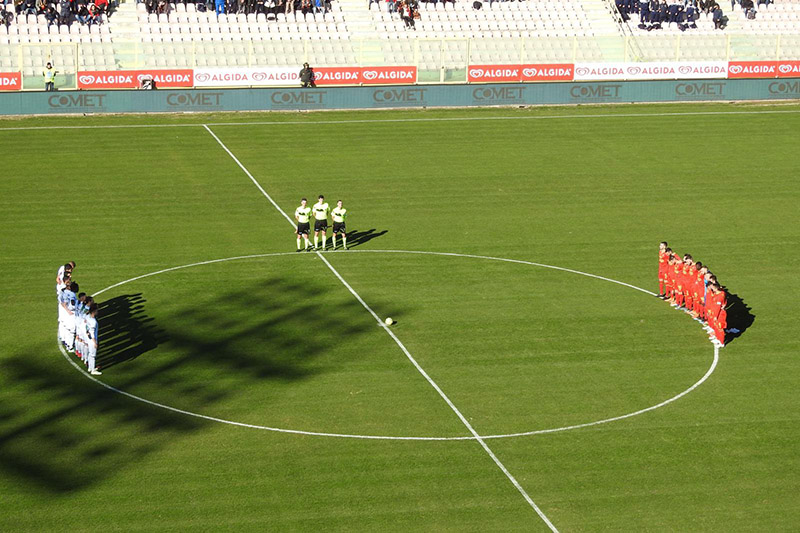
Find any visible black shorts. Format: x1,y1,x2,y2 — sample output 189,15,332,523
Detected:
296,222,310,235
314,219,328,232
332,222,346,234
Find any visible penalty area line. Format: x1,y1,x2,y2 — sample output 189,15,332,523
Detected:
203,124,561,532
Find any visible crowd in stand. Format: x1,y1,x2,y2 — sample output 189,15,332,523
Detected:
5,0,112,26
658,242,729,348
616,0,772,30
171,0,334,16
369,0,451,13
397,0,419,29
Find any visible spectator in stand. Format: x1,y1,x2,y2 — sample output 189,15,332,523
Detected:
685,1,698,26
712,3,724,27
76,0,87,21
398,0,415,29
45,3,59,24
386,0,396,13
94,0,107,14
647,0,658,22
22,0,37,15
215,0,225,15
639,0,649,24
667,0,679,23
742,0,756,18
59,0,72,25
368,0,379,9
730,0,740,10
658,0,668,23
87,1,100,23
300,0,311,17
285,0,294,15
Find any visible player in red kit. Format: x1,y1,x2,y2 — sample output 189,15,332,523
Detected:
703,271,716,323
712,284,727,347
705,283,724,347
692,263,707,320
682,254,696,312
658,242,669,298
670,255,685,308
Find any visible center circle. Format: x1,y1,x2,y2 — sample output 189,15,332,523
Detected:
62,250,717,441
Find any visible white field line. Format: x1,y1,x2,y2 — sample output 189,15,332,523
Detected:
203,125,560,531
315,252,559,531
78,249,718,441
201,124,295,228
0,108,798,132
57,342,467,441
92,252,299,297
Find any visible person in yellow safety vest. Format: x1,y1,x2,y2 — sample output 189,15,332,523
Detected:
43,62,57,92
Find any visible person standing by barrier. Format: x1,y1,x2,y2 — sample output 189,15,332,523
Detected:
299,62,316,88
43,62,57,91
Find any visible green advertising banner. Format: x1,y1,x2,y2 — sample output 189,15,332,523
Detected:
1,79,798,116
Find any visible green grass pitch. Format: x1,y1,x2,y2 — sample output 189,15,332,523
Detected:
1,102,799,532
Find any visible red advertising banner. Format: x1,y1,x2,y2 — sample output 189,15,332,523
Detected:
728,61,778,78
727,60,800,79
468,64,574,83
311,66,362,86
0,72,22,91
138,69,194,88
468,65,521,83
360,66,417,85
77,69,193,89
777,60,800,78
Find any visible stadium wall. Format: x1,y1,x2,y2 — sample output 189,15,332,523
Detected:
1,78,798,115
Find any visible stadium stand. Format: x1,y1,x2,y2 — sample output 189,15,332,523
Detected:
611,0,800,61
0,0,798,87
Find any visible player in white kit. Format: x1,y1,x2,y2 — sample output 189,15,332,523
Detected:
75,293,87,359
85,305,101,375
58,281,79,351
56,261,75,296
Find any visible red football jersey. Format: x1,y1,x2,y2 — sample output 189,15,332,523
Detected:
659,250,669,273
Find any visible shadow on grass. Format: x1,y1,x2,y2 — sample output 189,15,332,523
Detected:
723,288,755,346
343,228,388,249
96,293,167,370
0,274,391,494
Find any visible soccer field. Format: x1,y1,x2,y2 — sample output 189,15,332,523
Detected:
1,103,799,532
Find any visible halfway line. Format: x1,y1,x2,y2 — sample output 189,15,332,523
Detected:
203,124,561,532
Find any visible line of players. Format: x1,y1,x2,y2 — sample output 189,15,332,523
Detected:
56,261,102,375
294,195,348,251
658,242,728,348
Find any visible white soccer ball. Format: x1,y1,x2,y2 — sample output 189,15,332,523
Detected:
384,317,393,326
